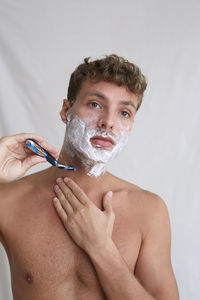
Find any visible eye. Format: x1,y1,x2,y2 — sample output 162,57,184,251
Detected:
120,111,130,118
88,102,101,109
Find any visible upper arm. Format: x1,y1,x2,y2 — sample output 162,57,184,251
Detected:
0,184,6,242
134,195,179,300
0,183,12,243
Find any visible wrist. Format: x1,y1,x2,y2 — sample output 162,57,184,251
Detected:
87,238,118,261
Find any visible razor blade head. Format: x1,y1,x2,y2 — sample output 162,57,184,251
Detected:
26,138,76,171
57,163,77,171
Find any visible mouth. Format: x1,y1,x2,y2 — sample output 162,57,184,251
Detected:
90,135,115,149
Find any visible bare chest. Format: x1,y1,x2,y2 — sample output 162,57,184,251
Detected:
5,194,142,292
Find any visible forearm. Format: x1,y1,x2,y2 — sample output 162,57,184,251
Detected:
88,240,155,300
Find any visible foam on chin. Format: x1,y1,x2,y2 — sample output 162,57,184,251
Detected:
64,113,130,177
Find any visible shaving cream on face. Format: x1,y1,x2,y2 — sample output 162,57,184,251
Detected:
64,113,131,177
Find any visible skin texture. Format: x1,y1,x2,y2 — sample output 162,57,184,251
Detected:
0,80,179,300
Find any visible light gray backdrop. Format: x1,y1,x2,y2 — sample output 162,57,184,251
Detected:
0,0,199,299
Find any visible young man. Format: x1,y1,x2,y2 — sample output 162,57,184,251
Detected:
0,55,179,300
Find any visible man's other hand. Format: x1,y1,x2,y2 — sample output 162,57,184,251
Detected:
53,177,114,255
0,133,59,183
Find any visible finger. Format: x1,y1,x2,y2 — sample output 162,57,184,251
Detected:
56,178,83,210
35,139,59,158
54,184,73,214
15,133,59,157
103,191,113,215
0,133,59,157
63,177,89,206
14,133,46,145
53,197,68,224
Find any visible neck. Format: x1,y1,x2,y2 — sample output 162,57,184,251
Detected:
46,144,108,191
30,144,113,209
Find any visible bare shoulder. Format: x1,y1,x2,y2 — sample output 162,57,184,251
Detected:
0,167,48,200
108,172,166,207
0,172,41,239
107,173,169,234
0,173,35,201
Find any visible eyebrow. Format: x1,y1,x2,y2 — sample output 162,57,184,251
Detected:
119,100,137,111
86,91,137,111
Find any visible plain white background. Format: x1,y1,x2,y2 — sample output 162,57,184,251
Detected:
0,1,200,299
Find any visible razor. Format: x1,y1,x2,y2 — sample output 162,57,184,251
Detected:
26,139,76,171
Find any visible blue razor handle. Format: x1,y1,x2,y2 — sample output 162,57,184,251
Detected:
26,139,76,171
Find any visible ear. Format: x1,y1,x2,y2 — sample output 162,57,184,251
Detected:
60,99,71,124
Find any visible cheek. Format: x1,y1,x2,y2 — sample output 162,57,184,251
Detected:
83,116,99,129
72,106,100,125
115,119,132,137
70,112,99,131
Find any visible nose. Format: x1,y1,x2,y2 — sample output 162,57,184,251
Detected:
97,111,114,132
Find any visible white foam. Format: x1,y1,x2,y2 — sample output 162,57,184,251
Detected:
64,113,130,177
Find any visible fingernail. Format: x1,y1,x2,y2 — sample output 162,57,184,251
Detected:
54,185,59,191
56,178,62,183
107,191,113,198
53,197,58,202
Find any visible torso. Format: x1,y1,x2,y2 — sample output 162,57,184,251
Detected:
0,170,155,300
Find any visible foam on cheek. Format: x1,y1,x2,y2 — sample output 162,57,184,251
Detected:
65,113,130,177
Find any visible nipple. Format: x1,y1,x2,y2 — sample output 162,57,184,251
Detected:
25,272,33,284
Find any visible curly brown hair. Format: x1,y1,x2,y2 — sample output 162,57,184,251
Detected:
67,54,147,111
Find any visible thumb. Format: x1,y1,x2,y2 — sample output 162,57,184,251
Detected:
103,191,113,214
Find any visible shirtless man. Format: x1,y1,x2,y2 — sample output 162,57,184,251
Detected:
0,55,179,300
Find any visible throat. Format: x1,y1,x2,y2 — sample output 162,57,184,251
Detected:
63,141,108,178
83,160,107,177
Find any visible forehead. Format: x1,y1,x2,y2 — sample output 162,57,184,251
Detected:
77,80,138,107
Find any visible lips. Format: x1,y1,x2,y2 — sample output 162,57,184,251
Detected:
90,136,115,148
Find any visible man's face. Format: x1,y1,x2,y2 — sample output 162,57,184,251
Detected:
63,80,138,151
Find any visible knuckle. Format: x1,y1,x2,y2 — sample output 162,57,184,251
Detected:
64,191,70,199
67,180,73,187
85,202,90,209
74,207,84,217
79,207,85,215
57,190,63,198
110,212,115,219
61,198,67,206
73,208,78,216
63,219,68,227
77,190,83,198
67,216,75,226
